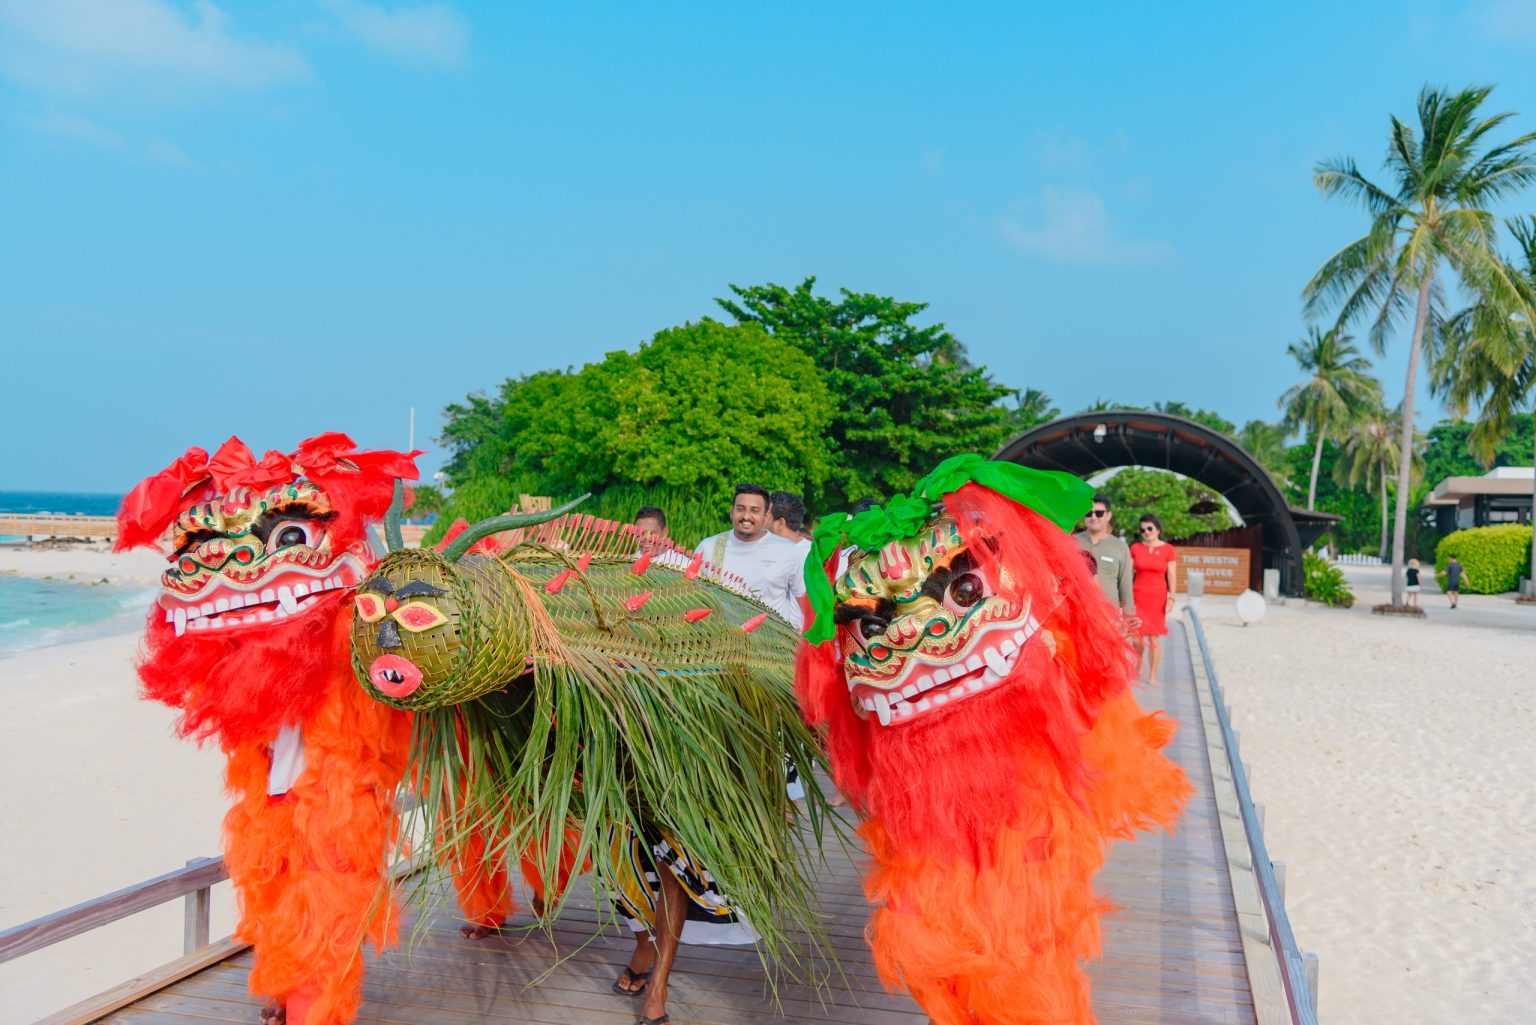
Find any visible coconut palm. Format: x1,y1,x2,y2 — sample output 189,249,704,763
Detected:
1304,85,1536,605
1237,420,1294,490
1335,404,1422,561
1434,215,1536,589
1279,327,1381,509
1008,387,1060,431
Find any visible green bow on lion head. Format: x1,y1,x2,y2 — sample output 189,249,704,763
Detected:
802,454,1093,642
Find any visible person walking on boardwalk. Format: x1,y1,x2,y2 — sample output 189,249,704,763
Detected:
1076,494,1137,626
1445,555,1469,609
1130,513,1177,681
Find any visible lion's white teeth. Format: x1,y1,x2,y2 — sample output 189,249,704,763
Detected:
984,648,1009,678
967,678,987,693
164,609,174,624
292,582,310,598
901,681,922,699
200,602,214,618
932,665,953,684
871,691,892,726
214,597,230,614
173,607,187,637
261,588,276,605
1000,637,1019,656
277,587,300,615
965,654,983,672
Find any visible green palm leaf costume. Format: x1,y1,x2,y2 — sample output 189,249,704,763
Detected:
350,493,833,967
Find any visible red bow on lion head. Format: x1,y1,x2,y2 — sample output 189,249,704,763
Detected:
116,433,422,551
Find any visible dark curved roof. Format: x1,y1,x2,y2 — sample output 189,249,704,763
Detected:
995,410,1332,595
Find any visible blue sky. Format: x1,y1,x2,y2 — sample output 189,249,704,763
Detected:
5,1,1536,493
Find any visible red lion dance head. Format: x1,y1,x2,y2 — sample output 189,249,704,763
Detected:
116,433,419,1025
796,455,1190,1025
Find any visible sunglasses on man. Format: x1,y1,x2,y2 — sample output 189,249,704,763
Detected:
1087,509,1109,518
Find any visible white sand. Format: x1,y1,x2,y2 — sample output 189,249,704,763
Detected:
0,542,168,586
1195,566,1536,1025
0,548,234,1023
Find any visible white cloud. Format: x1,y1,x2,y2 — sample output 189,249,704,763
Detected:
0,0,308,98
997,186,1173,266
322,0,468,67
25,109,121,147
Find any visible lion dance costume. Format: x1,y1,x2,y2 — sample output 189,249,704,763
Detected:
117,434,421,1025
796,455,1193,1025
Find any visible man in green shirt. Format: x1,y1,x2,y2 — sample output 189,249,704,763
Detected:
1076,493,1137,623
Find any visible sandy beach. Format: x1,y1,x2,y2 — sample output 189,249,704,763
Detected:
0,547,234,1023
1196,565,1536,1025
3,547,1533,1024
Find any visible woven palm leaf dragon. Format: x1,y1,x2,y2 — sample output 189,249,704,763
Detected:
349,494,834,965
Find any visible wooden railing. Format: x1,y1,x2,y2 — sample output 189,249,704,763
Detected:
0,857,227,965
0,514,118,539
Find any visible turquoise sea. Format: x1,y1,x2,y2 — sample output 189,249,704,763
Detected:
0,490,155,656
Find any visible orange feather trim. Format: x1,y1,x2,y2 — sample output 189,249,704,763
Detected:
220,617,411,1025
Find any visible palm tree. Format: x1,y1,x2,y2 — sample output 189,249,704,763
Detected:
1335,404,1422,561
1304,85,1536,605
1008,388,1060,431
1434,215,1536,590
1237,420,1294,490
1279,327,1381,509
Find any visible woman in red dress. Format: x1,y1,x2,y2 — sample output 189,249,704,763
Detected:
1130,513,1177,680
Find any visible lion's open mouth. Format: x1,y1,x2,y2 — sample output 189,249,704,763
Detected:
157,555,365,637
850,612,1042,726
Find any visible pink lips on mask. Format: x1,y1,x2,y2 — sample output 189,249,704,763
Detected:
369,654,423,698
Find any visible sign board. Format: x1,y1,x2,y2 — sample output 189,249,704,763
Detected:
1175,546,1251,596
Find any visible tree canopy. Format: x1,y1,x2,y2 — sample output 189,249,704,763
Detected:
1096,468,1234,540
718,277,1014,507
432,320,835,540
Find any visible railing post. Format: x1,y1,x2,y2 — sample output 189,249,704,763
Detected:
1302,951,1319,1012
183,857,213,954
1271,858,1286,902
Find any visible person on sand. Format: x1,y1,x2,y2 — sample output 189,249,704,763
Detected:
1406,558,1422,607
1130,513,1177,680
1445,555,1469,609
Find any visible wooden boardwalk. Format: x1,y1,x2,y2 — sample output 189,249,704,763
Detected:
94,625,1257,1025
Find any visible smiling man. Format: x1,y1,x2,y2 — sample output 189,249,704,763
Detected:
699,483,807,629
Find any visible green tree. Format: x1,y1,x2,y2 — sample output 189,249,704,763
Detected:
1097,468,1234,540
1153,401,1237,435
1237,420,1294,490
1334,404,1420,560
1283,440,1384,553
1434,216,1536,587
1006,387,1060,433
718,278,1013,507
1304,84,1536,604
407,484,446,519
1278,327,1381,510
432,321,835,540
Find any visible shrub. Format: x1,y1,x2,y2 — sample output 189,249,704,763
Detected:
1436,524,1533,595
1303,551,1355,607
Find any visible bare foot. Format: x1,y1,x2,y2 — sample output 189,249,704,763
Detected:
459,920,503,939
258,1004,285,1025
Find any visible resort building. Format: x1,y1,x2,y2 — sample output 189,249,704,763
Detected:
1425,466,1535,533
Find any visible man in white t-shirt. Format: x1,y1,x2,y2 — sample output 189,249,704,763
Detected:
700,484,807,629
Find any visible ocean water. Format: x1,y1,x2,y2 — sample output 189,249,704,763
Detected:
0,490,153,655
0,575,154,655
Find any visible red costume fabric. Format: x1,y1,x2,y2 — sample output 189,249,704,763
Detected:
119,435,419,1025
797,480,1192,1025
1130,541,1176,637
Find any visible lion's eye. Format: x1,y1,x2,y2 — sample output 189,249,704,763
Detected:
268,520,316,553
947,573,986,609
858,617,889,640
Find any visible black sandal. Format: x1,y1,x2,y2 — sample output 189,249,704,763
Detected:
635,1016,670,1025
612,966,653,996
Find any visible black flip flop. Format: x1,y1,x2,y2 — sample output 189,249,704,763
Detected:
612,966,653,996
636,1016,670,1025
